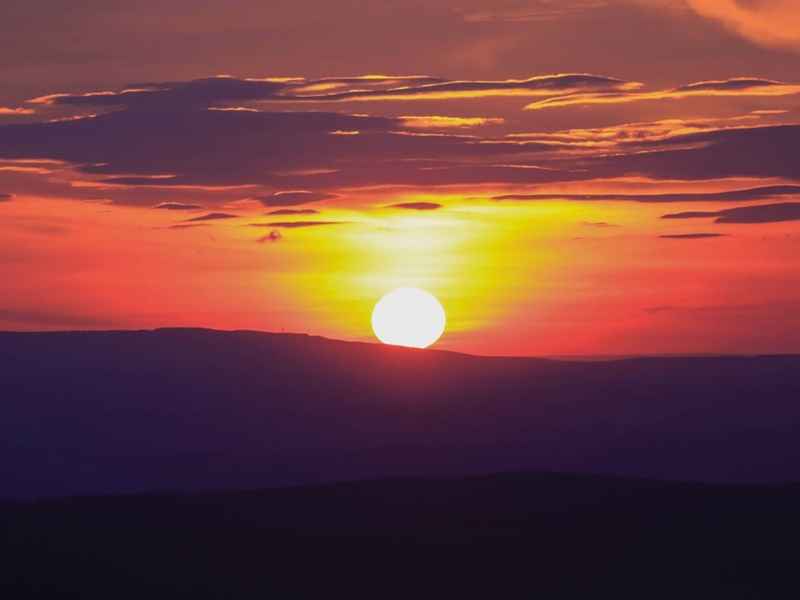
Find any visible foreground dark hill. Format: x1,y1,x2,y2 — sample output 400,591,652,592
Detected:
3,472,799,598
2,328,800,498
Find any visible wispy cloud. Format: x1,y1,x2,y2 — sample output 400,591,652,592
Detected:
659,233,729,239
184,212,238,222
3,75,799,196
684,0,800,51
525,78,800,110
508,114,773,147
297,74,640,102
662,203,800,224
154,202,204,210
29,73,638,109
167,223,210,229
399,116,504,129
582,221,617,227
0,107,34,116
386,202,443,210
494,185,800,203
265,208,319,216
257,230,283,243
456,1,608,23
255,221,346,228
588,124,800,181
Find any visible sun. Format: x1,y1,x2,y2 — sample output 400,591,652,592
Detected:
371,287,446,348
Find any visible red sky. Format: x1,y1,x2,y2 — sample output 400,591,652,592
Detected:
1,0,799,355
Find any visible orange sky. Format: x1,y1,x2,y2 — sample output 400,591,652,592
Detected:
1,0,799,355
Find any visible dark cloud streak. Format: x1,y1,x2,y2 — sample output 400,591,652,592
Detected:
662,203,800,224
184,212,238,222
495,185,800,203
2,77,799,195
386,202,442,210
154,202,204,210
659,233,729,239
31,74,636,110
253,221,345,228
265,208,319,215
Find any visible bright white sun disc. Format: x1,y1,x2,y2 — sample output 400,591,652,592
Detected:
371,287,446,348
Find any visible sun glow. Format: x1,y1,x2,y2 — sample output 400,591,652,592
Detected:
371,287,446,348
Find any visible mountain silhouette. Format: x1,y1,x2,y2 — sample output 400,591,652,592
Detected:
3,329,800,597
2,328,800,498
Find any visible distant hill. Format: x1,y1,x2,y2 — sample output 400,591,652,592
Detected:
3,472,799,598
2,328,800,498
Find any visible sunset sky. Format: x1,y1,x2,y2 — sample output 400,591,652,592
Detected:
2,0,800,356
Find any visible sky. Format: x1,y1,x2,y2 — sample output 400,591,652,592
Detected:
1,0,800,356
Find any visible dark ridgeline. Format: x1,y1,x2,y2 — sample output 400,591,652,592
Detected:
3,328,800,497
2,329,800,597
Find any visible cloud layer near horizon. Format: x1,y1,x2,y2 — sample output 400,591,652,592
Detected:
662,202,800,224
28,73,635,110
1,71,799,215
524,78,800,110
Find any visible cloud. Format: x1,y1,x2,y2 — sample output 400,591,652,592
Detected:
30,76,444,109
399,116,504,129
494,185,800,203
662,203,800,224
257,230,283,243
0,107,34,116
0,193,12,202
285,75,445,96
386,202,443,210
255,221,345,228
0,158,65,175
299,73,640,102
30,74,637,109
751,109,789,116
588,124,800,181
167,223,210,229
582,221,617,227
257,191,338,206
659,233,729,239
266,208,319,216
0,106,561,191
184,212,238,222
456,1,608,23
29,78,293,110
661,210,720,220
509,114,781,148
685,0,800,51
3,109,399,189
525,78,800,110
3,76,798,195
154,202,204,210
